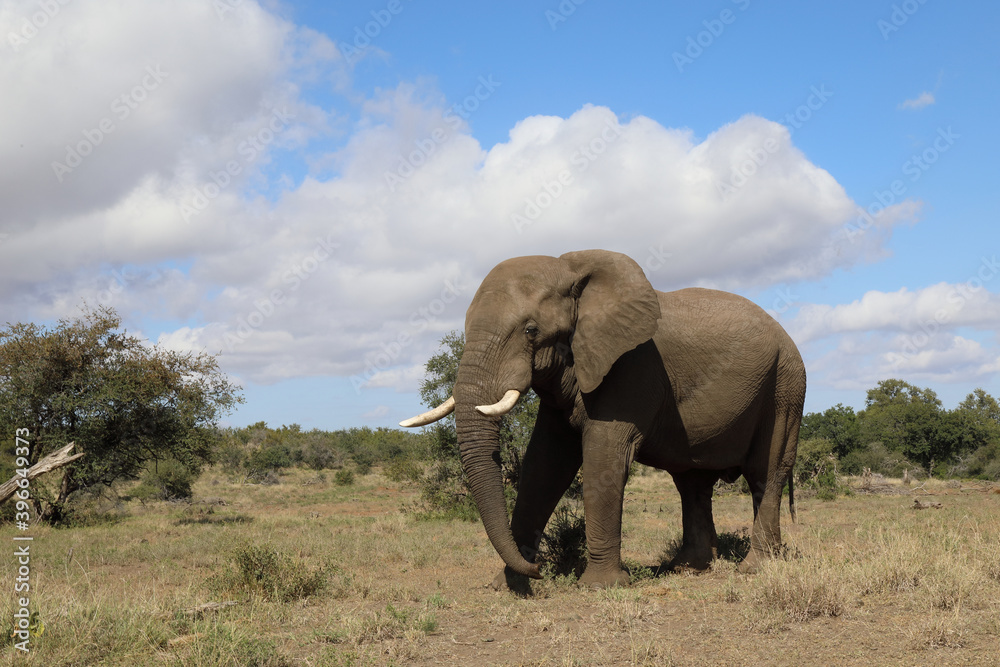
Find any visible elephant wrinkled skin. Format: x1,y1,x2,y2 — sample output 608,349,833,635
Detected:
402,250,806,589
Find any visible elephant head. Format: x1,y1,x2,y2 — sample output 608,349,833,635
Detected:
402,250,661,578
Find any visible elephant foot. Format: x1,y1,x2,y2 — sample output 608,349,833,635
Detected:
737,549,768,574
489,567,533,595
578,566,630,589
665,545,715,573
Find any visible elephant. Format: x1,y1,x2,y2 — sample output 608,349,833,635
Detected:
401,250,805,588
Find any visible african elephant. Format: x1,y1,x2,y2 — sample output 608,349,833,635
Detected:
401,250,805,588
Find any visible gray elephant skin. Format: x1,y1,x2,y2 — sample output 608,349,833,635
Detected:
402,250,806,589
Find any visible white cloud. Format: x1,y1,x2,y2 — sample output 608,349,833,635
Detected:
0,2,925,394
0,0,337,281
785,276,1000,392
899,91,936,110
789,277,1000,343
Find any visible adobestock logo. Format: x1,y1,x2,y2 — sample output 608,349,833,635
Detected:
50,65,169,183
179,108,296,223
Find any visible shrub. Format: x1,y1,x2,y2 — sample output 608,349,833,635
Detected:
539,504,588,578
414,459,479,521
132,458,197,501
334,469,355,487
954,442,1000,480
840,441,918,478
300,435,344,470
212,543,329,602
794,438,849,499
352,448,375,475
384,457,423,484
216,439,249,474
248,443,293,472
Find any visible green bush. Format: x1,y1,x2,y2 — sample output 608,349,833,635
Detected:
540,504,588,578
794,438,837,484
248,443,292,472
132,458,197,501
957,442,1000,480
840,441,918,477
352,448,375,475
384,457,423,483
795,438,849,500
334,469,355,486
412,457,479,521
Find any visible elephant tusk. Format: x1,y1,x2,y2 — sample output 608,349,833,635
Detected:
399,396,455,427
475,389,521,417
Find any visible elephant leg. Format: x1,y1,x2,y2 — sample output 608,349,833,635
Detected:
491,404,582,591
666,469,721,572
739,405,799,574
577,425,634,588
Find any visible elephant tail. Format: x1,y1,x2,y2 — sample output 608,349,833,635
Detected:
787,473,796,523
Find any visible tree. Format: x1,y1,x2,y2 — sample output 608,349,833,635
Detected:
859,379,947,472
951,389,1000,453
800,403,861,457
417,331,539,516
0,306,242,521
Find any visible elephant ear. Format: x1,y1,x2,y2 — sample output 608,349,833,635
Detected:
560,250,662,394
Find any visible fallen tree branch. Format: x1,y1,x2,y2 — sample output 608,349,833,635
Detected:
0,442,84,505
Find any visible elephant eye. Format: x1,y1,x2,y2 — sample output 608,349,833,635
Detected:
524,324,539,337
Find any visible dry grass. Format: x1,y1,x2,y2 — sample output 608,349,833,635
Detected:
0,467,998,665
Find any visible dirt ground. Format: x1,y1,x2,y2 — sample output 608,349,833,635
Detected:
2,469,998,666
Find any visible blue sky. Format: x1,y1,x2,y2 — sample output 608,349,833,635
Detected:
2,0,998,430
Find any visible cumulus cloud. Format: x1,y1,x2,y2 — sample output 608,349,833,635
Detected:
788,274,1000,343
785,273,1000,390
0,0,337,283
0,1,923,393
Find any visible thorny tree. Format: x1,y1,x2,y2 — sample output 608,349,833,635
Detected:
0,306,242,522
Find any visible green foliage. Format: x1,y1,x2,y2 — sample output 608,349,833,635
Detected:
131,458,198,501
212,543,329,603
334,469,355,486
717,529,752,562
839,441,918,477
0,306,241,522
539,504,588,579
384,457,424,483
248,442,293,472
414,332,540,517
801,382,1000,480
794,438,849,499
212,423,431,484
800,404,861,457
859,379,949,470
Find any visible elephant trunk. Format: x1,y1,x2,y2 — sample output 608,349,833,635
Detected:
455,344,540,579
